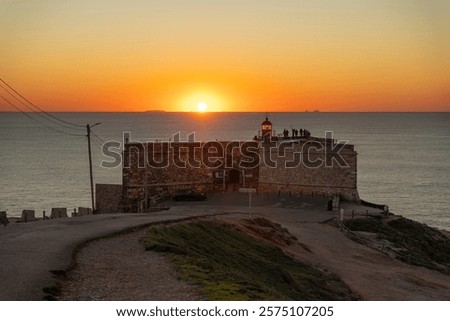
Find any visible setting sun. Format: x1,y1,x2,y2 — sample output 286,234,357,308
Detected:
177,89,226,112
197,102,208,112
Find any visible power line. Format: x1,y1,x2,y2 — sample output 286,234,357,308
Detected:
0,82,85,133
90,135,106,148
89,131,103,145
0,79,109,141
0,94,45,127
0,78,85,128
0,94,85,137
1,79,105,212
91,131,106,144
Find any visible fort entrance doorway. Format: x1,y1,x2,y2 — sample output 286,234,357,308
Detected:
227,169,241,191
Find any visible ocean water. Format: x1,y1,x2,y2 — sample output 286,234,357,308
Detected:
0,112,449,231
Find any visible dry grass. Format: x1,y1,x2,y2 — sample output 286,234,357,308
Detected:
143,219,357,300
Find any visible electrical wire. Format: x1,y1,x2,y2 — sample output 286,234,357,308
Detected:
0,82,85,132
0,78,110,143
0,94,86,137
0,83,86,135
91,131,106,144
0,78,85,128
90,135,105,147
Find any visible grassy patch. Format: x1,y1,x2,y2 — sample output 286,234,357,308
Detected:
344,217,450,273
143,220,357,300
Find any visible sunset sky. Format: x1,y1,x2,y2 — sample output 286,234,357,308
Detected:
1,0,449,112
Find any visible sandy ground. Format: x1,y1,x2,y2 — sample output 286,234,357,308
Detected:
59,209,450,301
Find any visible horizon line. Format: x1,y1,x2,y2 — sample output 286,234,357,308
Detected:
1,110,449,113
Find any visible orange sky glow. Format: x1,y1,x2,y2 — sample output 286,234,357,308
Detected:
1,0,449,112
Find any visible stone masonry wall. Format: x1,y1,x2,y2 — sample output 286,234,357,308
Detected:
121,138,359,212
122,141,259,212
258,140,359,201
96,184,123,214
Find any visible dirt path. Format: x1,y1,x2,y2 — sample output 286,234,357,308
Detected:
284,222,450,300
59,229,204,300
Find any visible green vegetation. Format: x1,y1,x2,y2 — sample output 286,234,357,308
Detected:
344,217,450,274
143,220,357,300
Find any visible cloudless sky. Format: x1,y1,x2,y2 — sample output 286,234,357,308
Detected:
1,0,449,112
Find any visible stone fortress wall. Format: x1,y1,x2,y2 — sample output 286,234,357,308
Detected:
121,141,260,212
97,117,359,213
258,138,358,201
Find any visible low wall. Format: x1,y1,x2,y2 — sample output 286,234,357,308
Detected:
360,199,389,213
96,184,123,214
257,182,359,201
0,211,8,226
21,210,38,222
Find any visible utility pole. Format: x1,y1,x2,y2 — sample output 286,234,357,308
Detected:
86,123,101,213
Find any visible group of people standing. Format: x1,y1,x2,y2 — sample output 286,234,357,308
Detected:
282,128,311,139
